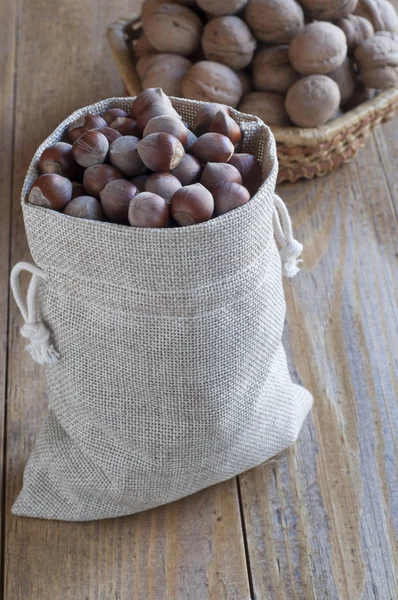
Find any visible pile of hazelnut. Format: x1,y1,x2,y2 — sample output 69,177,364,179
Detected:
28,88,261,227
131,0,398,128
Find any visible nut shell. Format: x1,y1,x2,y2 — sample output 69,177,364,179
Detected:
140,54,192,97
328,57,356,104
212,182,250,215
252,46,298,94
28,174,73,210
201,162,242,191
228,153,262,196
299,0,358,20
354,0,398,33
245,0,304,44
100,180,139,223
336,14,374,53
202,16,256,70
208,110,241,145
355,32,398,88
97,127,122,144
193,103,229,136
137,132,185,171
109,117,140,136
170,153,203,185
236,70,253,95
239,92,291,127
67,114,107,143
72,130,109,167
182,61,243,108
83,164,124,198
130,175,149,193
145,3,203,56
39,142,78,179
289,22,348,75
128,192,170,228
143,114,188,144
196,0,248,16
64,196,104,221
109,136,146,177
170,183,214,225
131,87,180,131
285,75,341,127
191,133,234,163
101,108,128,125
145,173,182,202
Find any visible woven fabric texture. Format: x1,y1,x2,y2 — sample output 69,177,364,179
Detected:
13,97,313,521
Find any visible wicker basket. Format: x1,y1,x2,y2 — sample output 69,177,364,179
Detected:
107,14,398,184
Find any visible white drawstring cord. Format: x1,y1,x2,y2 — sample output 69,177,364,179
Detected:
273,194,303,278
10,262,59,365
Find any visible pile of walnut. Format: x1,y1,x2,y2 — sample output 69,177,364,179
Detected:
28,89,262,227
132,0,398,128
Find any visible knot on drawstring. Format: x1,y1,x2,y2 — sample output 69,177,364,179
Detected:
10,261,59,365
273,194,303,279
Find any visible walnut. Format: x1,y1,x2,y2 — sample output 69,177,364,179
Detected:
355,31,398,88
252,45,298,93
145,3,203,56
197,0,248,15
239,92,291,126
202,16,256,70
182,61,243,107
285,75,341,127
299,0,358,20
236,70,253,95
328,57,357,104
245,0,304,44
354,0,398,33
139,54,192,96
335,14,374,53
289,22,347,75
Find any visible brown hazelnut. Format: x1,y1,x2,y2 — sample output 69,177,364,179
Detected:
354,0,398,33
170,183,214,225
28,174,72,210
109,117,141,136
137,132,185,171
131,88,180,131
335,14,374,53
109,136,146,177
201,162,242,191
191,133,234,163
355,32,398,88
252,46,298,94
193,103,229,136
39,142,78,179
128,192,170,228
101,108,128,125
228,153,262,196
83,164,124,198
328,57,356,104
285,75,341,127
202,16,256,70
208,110,242,145
185,128,198,151
64,196,104,221
212,182,250,215
145,3,203,56
72,130,109,167
196,0,248,15
182,62,243,108
170,153,203,185
289,22,348,75
300,0,358,20
239,92,291,127
236,70,253,96
140,54,192,97
245,0,304,44
97,127,122,144
145,172,182,202
143,114,188,144
67,114,107,143
130,175,149,192
71,182,86,199
100,180,138,223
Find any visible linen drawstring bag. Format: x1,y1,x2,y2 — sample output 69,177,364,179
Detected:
10,97,313,521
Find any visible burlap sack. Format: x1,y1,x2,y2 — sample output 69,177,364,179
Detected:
10,97,313,521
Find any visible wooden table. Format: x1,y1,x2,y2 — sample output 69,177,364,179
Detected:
1,0,397,597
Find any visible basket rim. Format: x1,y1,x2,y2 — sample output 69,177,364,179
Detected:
107,13,398,148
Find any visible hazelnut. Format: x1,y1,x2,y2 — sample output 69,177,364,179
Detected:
109,136,146,177
208,110,241,145
212,182,250,215
185,128,198,151
285,75,341,127
39,142,78,179
137,132,185,171
145,172,182,202
170,153,203,185
170,183,214,225
101,108,128,125
355,32,398,88
83,164,124,198
28,174,72,210
299,0,358,20
140,54,192,97
354,0,398,33
236,70,253,96
245,0,304,44
71,182,86,199
64,196,104,221
145,3,203,56
239,92,291,127
196,0,248,15
97,127,122,144
100,180,138,223
252,46,298,94
109,117,141,136
193,103,229,136
202,16,256,71
131,88,180,131
143,114,188,144
133,33,157,59
289,22,348,75
128,192,170,228
191,133,234,163
335,14,374,53
130,175,149,192
201,162,242,191
182,62,243,108
328,57,356,104
72,130,109,167
228,153,262,196
67,114,107,143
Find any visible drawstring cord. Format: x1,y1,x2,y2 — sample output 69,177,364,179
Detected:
273,194,303,278
10,262,59,365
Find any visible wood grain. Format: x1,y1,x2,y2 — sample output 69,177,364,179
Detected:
239,131,398,599
3,0,251,598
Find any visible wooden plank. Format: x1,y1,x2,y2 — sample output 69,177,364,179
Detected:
239,137,398,599
4,0,251,598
